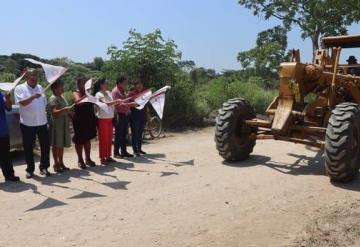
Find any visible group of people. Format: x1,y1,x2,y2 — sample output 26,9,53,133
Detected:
0,68,148,181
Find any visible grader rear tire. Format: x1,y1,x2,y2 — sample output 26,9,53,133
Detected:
215,98,257,162
325,102,360,182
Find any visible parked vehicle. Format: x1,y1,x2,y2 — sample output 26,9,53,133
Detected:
6,105,23,149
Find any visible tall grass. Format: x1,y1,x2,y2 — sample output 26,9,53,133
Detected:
162,77,277,128
197,77,277,115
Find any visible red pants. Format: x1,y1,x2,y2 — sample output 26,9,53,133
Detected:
98,119,113,160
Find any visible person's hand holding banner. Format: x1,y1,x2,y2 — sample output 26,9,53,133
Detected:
134,89,152,110
125,85,170,118
77,79,112,115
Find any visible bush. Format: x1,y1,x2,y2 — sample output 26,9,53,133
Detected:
163,77,206,129
160,76,277,129
198,77,277,114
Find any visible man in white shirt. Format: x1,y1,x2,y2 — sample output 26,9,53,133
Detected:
15,68,51,178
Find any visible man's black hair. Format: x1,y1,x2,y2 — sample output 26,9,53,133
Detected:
116,76,127,85
51,79,64,92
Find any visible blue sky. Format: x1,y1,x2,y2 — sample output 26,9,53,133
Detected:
1,0,360,71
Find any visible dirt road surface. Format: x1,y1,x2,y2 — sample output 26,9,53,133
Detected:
1,128,360,247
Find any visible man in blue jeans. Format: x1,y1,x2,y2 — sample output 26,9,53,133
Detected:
111,76,137,158
0,92,20,182
14,69,51,178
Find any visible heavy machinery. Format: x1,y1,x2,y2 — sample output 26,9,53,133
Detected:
215,34,360,182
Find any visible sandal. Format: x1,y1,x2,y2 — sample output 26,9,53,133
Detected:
86,159,96,167
78,160,87,169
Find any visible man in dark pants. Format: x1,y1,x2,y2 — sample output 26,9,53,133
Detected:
14,69,51,178
128,80,147,156
0,92,20,182
111,76,137,158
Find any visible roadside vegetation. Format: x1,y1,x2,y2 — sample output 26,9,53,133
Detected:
0,29,280,129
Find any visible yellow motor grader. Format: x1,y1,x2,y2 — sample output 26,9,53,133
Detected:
215,34,360,182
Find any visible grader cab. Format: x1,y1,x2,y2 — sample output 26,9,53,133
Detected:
215,34,360,182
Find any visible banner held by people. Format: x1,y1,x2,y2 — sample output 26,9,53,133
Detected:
78,79,112,114
0,72,26,95
149,86,171,119
25,58,68,91
134,89,152,110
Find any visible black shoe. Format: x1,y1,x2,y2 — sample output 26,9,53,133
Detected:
40,168,51,177
86,159,96,167
121,152,134,158
78,160,87,169
139,150,147,155
106,157,117,163
26,172,33,179
100,159,109,165
114,153,122,159
5,176,20,182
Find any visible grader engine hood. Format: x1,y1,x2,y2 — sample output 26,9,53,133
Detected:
271,62,306,133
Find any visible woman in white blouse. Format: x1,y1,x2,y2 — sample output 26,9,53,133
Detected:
93,78,124,165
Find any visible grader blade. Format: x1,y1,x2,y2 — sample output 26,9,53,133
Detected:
271,97,293,133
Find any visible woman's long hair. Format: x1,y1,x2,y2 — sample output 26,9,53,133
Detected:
93,77,106,96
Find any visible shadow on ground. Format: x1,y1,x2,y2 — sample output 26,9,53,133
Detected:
223,151,324,176
0,180,68,211
2,150,195,211
129,153,195,168
223,151,360,190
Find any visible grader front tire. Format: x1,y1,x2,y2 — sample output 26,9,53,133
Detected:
325,102,360,182
215,98,257,162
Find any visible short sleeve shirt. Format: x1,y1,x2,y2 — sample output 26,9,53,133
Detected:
14,82,47,127
111,86,131,114
0,92,9,137
95,91,114,119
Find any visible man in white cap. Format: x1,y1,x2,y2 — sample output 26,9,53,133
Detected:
14,68,51,178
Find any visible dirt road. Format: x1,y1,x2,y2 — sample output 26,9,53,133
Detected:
0,128,360,247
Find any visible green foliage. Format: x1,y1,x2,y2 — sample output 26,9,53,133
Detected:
238,0,360,52
0,53,42,75
105,29,181,88
178,60,195,72
237,25,289,87
164,73,206,128
198,77,277,114
190,67,217,85
0,28,281,129
92,57,105,71
0,72,16,81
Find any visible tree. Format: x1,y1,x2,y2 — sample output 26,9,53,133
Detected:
190,67,217,84
238,0,360,55
178,60,195,72
105,29,182,88
237,26,290,85
93,57,104,71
